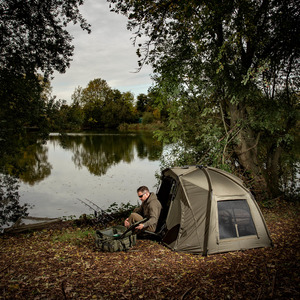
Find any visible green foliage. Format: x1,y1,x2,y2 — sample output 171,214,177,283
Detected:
1,0,90,77
46,100,84,132
136,94,149,113
72,78,137,129
109,0,300,199
0,0,90,138
118,122,164,132
142,112,154,125
0,71,48,132
136,90,169,122
106,202,137,216
0,173,28,230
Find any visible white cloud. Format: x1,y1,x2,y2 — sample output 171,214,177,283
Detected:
51,0,153,103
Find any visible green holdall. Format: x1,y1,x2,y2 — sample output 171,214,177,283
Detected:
95,219,146,252
95,225,137,252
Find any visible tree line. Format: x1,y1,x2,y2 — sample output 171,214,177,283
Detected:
46,78,167,131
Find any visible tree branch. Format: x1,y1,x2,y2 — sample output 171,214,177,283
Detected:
237,132,261,156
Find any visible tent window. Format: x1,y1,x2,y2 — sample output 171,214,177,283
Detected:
217,200,257,239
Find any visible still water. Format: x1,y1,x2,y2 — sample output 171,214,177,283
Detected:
19,133,164,218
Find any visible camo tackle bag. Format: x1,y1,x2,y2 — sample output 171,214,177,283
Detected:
95,225,136,252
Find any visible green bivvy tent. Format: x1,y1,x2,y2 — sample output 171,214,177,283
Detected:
156,166,273,255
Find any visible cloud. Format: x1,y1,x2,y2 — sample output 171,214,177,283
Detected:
51,0,153,103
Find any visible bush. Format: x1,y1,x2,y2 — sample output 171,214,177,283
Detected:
142,112,154,125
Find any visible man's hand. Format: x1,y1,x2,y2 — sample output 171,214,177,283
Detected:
135,223,144,231
124,218,130,228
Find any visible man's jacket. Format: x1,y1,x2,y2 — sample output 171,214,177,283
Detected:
134,192,162,232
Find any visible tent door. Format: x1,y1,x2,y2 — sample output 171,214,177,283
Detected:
156,176,178,232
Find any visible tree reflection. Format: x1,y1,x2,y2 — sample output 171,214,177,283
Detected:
50,133,163,176
1,132,163,183
135,133,164,161
0,133,52,185
0,132,50,229
0,173,29,231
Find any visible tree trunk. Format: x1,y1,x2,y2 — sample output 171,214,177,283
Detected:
228,103,267,191
265,144,282,198
228,103,284,198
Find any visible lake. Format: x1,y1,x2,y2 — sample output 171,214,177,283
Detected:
18,132,164,219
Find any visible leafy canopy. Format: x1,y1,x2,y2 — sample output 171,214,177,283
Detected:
71,78,137,129
108,0,300,198
0,0,90,133
1,0,90,77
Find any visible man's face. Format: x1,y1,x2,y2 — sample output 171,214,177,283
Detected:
138,191,149,202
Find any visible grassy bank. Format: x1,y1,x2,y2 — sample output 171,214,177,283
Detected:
118,122,164,132
0,200,299,299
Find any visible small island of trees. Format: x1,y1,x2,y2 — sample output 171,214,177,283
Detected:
43,78,166,132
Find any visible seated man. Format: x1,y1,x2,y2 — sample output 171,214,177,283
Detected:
124,186,162,232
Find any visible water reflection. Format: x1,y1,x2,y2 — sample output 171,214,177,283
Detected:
0,173,29,230
0,132,50,183
49,133,162,177
18,142,52,185
15,132,163,218
0,132,47,229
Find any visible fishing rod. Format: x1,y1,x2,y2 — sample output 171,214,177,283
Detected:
85,198,107,213
84,198,114,220
77,198,113,224
77,198,97,214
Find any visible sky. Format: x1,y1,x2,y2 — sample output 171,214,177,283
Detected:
51,0,153,104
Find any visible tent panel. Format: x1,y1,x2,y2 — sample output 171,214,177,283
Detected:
208,167,245,186
207,169,248,196
172,198,202,252
207,195,272,254
243,197,273,243
163,167,195,178
171,205,201,252
163,187,183,249
172,178,209,253
180,168,210,191
208,235,272,255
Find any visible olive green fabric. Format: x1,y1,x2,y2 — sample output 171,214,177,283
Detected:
160,166,273,255
133,192,162,232
95,225,136,252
